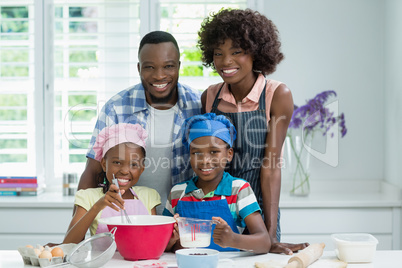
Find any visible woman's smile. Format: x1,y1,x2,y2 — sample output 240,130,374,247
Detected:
221,68,239,77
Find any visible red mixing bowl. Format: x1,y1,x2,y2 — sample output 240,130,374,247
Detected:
99,215,175,261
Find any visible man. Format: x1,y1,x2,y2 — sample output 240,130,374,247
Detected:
77,31,201,214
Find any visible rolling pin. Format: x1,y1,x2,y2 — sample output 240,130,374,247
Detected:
284,243,325,268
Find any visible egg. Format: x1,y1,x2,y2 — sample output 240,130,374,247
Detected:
39,250,52,260
34,248,42,256
36,245,44,252
51,247,64,258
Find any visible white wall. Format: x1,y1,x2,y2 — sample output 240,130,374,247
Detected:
262,0,387,182
384,0,402,189
384,0,402,249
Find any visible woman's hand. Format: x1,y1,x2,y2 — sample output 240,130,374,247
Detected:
270,241,309,255
212,217,236,248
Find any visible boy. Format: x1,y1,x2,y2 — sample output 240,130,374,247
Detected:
164,113,270,253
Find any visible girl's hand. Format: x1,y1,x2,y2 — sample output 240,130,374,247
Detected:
97,184,125,211
212,217,235,248
169,222,180,244
171,214,180,242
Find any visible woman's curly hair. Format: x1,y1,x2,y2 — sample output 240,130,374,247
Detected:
198,9,284,76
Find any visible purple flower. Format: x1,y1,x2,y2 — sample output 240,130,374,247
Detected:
289,90,347,138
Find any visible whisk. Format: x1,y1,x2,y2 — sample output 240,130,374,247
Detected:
112,174,132,224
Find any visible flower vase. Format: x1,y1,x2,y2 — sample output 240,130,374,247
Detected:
284,134,311,196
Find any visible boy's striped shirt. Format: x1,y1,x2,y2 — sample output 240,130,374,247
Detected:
163,172,261,232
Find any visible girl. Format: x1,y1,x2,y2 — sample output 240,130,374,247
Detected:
198,9,308,254
63,123,161,244
164,113,270,253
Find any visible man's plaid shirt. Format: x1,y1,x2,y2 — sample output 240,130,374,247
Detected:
86,82,201,184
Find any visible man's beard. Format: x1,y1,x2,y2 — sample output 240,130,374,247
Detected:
148,86,177,109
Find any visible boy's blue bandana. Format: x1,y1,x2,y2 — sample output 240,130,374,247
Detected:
182,113,237,149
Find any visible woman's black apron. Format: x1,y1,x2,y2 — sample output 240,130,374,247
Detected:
210,82,281,241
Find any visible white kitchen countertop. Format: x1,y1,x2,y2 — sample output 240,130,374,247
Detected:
0,192,75,208
1,179,400,209
281,179,402,207
1,250,401,268
280,191,402,208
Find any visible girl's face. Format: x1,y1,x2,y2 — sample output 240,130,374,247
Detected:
189,136,233,185
213,38,255,87
101,143,145,195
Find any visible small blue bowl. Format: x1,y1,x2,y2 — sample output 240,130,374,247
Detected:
175,248,219,268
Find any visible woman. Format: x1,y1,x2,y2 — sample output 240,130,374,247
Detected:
198,8,308,254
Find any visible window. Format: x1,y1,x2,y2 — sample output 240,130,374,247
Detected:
52,1,142,184
0,2,36,175
0,0,249,190
158,0,247,89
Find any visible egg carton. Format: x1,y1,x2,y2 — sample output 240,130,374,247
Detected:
18,243,76,267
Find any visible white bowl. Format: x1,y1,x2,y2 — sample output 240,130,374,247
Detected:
331,233,378,263
175,249,219,268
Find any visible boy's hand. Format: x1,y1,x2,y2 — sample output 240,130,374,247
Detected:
212,217,235,248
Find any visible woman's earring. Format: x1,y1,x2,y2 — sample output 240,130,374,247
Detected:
252,62,261,73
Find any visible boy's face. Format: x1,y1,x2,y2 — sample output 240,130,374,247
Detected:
189,136,233,183
101,143,145,194
137,42,180,109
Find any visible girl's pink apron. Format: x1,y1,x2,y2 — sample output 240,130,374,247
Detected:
96,188,149,234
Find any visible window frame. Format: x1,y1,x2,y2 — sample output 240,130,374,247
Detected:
1,0,258,191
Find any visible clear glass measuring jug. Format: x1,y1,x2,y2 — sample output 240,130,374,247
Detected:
177,217,218,248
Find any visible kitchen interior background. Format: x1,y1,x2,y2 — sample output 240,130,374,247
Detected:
0,0,401,246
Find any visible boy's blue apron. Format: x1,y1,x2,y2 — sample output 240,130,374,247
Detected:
210,81,281,241
176,194,240,251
